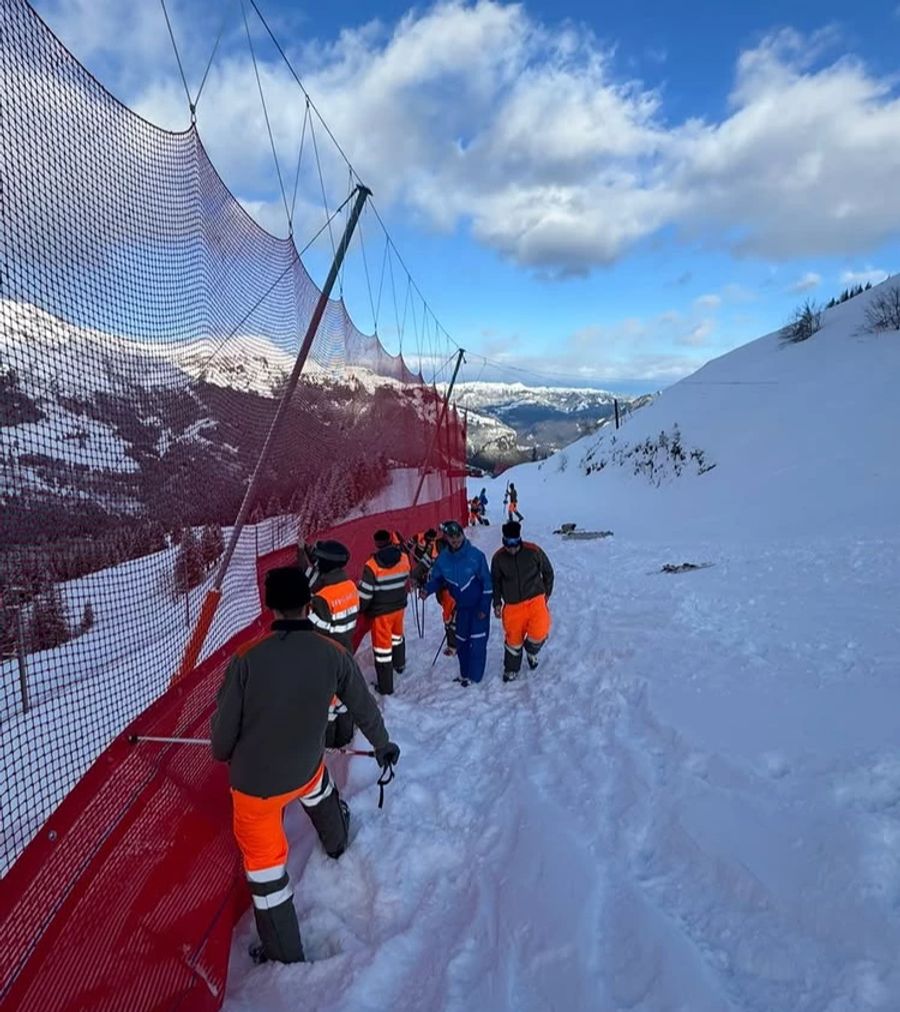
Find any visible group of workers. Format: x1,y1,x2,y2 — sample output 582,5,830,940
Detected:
210,484,553,964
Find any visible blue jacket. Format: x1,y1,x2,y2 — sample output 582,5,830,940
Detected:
478,491,488,507
425,539,492,612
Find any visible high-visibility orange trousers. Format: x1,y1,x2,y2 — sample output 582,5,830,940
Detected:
231,760,329,872
438,588,455,625
501,594,550,672
371,609,405,694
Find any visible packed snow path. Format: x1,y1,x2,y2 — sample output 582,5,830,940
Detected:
223,523,900,1011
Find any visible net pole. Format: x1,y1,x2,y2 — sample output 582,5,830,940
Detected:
411,348,465,508
172,185,372,685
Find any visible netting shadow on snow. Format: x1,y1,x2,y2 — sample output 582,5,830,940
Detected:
0,1,466,1007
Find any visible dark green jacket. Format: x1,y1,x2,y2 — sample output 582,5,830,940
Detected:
490,542,554,608
211,618,388,796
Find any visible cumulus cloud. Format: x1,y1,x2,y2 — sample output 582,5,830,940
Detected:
31,2,900,275
840,267,889,285
694,293,722,309
788,271,822,292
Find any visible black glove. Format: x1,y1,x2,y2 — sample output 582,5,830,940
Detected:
375,741,400,768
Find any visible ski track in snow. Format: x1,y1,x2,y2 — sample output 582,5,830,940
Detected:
223,517,900,1012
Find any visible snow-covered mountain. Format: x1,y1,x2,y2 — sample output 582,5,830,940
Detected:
453,380,651,467
454,380,626,414
0,300,436,547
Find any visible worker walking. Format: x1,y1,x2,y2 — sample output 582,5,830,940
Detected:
211,566,400,964
410,528,457,655
491,521,554,681
420,519,492,686
298,539,359,748
358,529,411,694
503,482,524,522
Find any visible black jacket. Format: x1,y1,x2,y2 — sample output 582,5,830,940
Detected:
210,619,388,796
490,542,554,608
358,546,410,617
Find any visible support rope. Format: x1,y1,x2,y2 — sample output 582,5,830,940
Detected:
240,0,291,230
159,0,193,116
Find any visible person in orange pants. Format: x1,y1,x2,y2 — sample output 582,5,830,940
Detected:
490,521,554,681
211,567,400,963
410,530,458,656
358,530,411,694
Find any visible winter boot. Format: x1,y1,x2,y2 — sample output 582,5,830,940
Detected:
250,897,304,964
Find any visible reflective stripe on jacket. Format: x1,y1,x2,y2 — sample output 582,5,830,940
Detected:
358,546,410,616
309,569,359,651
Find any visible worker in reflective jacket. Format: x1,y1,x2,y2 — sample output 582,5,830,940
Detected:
358,529,411,694
298,539,359,748
490,521,554,681
410,529,457,656
420,519,492,686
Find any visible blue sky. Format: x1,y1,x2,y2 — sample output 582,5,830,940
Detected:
28,0,900,392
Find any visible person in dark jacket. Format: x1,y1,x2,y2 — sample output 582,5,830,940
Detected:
503,482,524,522
211,566,400,964
491,521,554,681
420,520,492,686
359,529,411,694
298,539,359,748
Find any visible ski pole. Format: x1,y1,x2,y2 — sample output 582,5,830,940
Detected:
431,630,448,666
128,734,375,759
128,734,209,745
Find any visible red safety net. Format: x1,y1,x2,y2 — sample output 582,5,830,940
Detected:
0,1,467,1008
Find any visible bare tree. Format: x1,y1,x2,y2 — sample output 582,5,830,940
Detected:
782,300,823,343
864,286,900,332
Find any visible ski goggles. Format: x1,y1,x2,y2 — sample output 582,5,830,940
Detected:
440,520,464,538
502,536,522,547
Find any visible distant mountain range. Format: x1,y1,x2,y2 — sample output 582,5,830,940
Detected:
453,381,653,470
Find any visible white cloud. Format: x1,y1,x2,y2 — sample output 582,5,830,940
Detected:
788,271,822,293
678,319,716,347
694,293,722,309
469,306,720,385
840,267,889,285
30,3,900,275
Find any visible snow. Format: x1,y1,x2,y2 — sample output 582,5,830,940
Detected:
453,380,630,412
222,280,900,1010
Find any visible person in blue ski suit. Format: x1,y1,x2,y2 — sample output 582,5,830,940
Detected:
478,488,488,511
420,519,492,685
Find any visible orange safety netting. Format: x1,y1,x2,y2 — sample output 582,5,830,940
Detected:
0,1,466,1007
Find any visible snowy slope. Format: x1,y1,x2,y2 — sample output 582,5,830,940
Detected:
222,279,900,1011
525,283,900,540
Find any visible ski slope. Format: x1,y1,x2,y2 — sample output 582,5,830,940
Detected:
223,282,900,1010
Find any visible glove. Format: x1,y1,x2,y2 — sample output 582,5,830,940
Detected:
375,741,400,768
493,603,502,618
